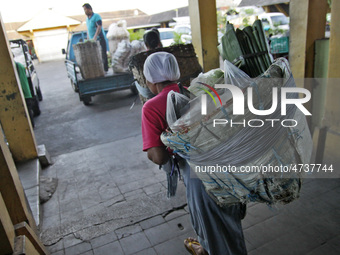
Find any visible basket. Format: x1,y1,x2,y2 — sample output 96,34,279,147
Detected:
129,44,202,104
73,41,105,79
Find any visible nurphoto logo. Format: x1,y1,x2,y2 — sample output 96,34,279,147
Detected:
199,83,312,128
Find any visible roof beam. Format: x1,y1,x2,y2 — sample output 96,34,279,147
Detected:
274,4,289,16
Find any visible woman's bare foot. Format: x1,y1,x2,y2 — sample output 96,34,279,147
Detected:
184,237,209,255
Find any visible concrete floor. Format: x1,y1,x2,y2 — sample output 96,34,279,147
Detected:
34,60,340,255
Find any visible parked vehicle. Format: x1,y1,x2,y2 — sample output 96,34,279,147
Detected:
62,31,137,105
174,24,192,44
257,13,289,56
174,24,191,35
258,12,289,33
10,39,42,126
158,28,175,47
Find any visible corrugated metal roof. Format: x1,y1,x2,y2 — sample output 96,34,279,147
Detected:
70,9,146,23
148,7,189,24
6,31,29,40
4,22,26,31
238,0,290,7
17,9,81,32
71,15,156,32
13,6,189,34
72,7,189,32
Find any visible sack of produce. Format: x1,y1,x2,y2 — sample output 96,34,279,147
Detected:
130,40,146,57
112,40,132,73
122,40,146,71
107,20,130,56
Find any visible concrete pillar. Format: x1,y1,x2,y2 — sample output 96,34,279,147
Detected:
189,0,219,72
305,0,328,131
324,0,340,131
289,0,309,80
320,0,340,165
305,0,328,78
289,0,328,130
0,14,37,162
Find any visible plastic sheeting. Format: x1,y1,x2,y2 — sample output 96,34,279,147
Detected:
161,58,313,206
107,20,130,56
112,40,146,73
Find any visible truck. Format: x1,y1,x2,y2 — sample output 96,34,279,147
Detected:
62,31,137,105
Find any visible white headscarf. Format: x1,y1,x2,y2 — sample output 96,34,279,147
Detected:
143,52,180,84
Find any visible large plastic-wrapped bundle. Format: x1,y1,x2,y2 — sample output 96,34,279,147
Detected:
112,40,146,73
123,40,146,72
73,40,104,79
188,69,225,96
161,58,313,206
130,40,146,57
11,43,26,67
112,40,132,73
107,20,130,56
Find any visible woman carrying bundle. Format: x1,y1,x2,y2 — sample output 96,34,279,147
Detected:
141,52,247,255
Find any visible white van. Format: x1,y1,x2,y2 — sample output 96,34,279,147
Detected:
258,12,289,32
174,24,192,44
158,28,175,47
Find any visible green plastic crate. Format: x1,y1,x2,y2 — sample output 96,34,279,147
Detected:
270,36,289,54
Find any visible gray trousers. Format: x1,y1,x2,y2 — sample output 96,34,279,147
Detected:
99,38,108,72
181,160,247,255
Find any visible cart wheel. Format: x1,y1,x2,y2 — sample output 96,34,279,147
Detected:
26,97,40,117
82,96,92,106
36,84,43,101
71,80,79,92
130,84,138,95
32,97,41,116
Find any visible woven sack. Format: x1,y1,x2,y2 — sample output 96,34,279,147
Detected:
73,41,104,79
129,44,202,104
107,21,130,56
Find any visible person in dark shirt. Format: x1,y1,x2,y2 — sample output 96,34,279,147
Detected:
143,29,163,50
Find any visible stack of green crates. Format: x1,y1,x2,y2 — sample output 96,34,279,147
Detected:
218,20,273,78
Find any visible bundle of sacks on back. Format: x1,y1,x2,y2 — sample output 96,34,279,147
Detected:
161,58,313,207
108,20,146,72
